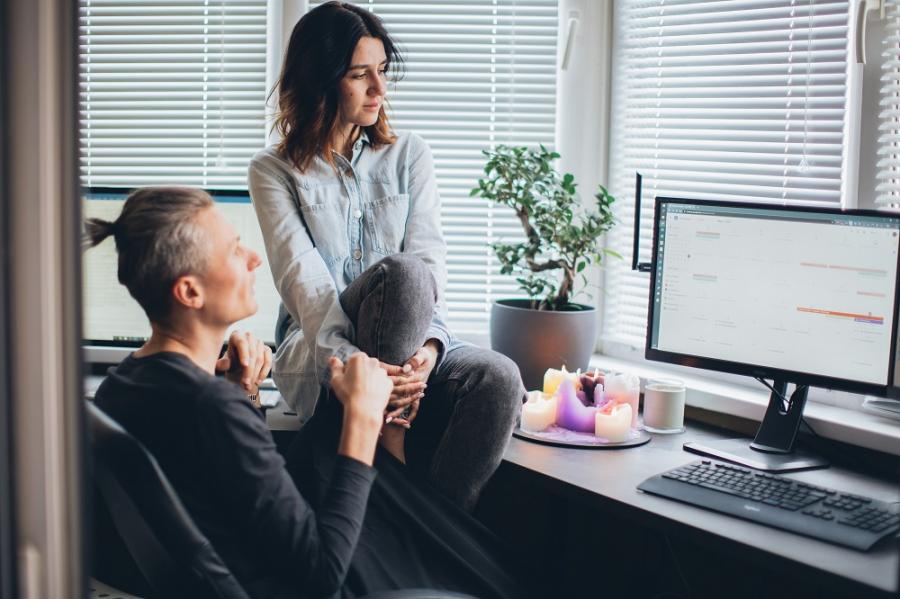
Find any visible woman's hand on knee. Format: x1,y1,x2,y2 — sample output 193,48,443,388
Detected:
403,341,440,377
386,397,420,428
378,361,426,411
382,341,439,417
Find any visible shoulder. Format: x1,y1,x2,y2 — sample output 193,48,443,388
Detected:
95,352,228,416
391,130,430,155
249,145,293,175
102,352,208,392
198,375,250,406
377,131,432,171
250,144,336,189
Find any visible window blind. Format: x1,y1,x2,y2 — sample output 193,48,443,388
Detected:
78,0,269,188
877,0,900,208
603,0,852,352
311,0,560,336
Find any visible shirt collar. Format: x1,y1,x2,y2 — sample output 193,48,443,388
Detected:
355,129,371,149
330,129,371,168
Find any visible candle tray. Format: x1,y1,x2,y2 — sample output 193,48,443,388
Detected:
513,425,651,449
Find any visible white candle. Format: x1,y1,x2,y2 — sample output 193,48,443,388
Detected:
521,391,558,432
594,403,632,442
543,366,578,396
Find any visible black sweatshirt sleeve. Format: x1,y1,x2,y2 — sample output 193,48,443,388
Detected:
197,382,376,596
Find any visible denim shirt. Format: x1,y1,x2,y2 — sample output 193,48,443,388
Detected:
248,131,451,422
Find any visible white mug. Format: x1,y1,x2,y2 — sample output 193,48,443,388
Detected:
643,379,685,433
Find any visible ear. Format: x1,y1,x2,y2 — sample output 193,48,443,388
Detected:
171,275,204,310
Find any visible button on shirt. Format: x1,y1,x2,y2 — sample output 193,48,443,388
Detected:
248,131,451,420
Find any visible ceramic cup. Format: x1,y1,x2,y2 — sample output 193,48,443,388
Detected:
643,379,685,434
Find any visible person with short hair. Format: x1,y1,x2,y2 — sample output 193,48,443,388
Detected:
249,0,525,513
87,187,529,598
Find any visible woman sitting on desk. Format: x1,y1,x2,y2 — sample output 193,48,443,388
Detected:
87,187,529,598
249,1,524,512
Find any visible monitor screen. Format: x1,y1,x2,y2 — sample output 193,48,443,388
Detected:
647,199,900,394
82,188,281,347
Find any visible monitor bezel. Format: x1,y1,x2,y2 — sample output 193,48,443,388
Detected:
82,185,261,360
645,197,900,398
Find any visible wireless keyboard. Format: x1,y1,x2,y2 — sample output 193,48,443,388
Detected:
638,460,900,551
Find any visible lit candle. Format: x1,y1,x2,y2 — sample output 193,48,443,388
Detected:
543,366,578,396
579,368,605,400
520,391,558,432
594,403,633,442
555,379,597,433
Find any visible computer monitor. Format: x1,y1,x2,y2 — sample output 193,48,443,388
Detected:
82,187,281,363
646,198,900,471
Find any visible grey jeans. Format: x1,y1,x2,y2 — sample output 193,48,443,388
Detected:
336,254,524,511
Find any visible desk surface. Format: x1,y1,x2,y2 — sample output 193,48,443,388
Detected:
502,422,899,596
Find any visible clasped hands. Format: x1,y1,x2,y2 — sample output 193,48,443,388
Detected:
379,339,440,429
215,331,273,402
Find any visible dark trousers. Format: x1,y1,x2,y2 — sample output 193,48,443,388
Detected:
334,254,524,511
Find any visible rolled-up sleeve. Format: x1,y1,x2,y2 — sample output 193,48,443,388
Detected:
247,153,360,412
403,136,452,360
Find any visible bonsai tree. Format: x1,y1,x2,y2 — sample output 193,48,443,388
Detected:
470,145,619,311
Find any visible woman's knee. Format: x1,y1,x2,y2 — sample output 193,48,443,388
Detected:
377,254,434,293
477,352,526,413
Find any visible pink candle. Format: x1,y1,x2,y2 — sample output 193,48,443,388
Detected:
606,373,641,428
555,379,597,433
593,383,607,408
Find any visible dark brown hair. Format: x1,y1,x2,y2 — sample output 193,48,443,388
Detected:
273,1,403,171
85,187,214,324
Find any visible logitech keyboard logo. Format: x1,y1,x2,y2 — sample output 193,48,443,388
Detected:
744,505,760,512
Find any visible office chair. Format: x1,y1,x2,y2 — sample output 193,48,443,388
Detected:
88,401,251,599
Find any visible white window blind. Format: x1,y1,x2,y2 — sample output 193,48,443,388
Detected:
603,0,852,352
79,0,269,188
311,1,560,336
877,0,900,208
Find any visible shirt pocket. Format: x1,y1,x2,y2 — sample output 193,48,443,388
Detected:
366,193,409,255
298,199,348,268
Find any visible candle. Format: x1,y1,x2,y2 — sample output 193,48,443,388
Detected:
594,403,633,442
555,379,597,433
579,368,605,400
593,383,607,408
543,366,578,396
605,373,641,429
520,391,558,432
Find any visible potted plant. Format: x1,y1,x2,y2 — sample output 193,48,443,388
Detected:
470,145,619,390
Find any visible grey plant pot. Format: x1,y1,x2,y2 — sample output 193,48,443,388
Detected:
490,299,598,391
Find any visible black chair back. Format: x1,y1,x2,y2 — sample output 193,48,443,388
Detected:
88,401,250,599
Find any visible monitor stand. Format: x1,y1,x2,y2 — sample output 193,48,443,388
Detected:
683,381,829,473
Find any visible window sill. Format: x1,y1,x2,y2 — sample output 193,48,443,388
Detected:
589,354,900,458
